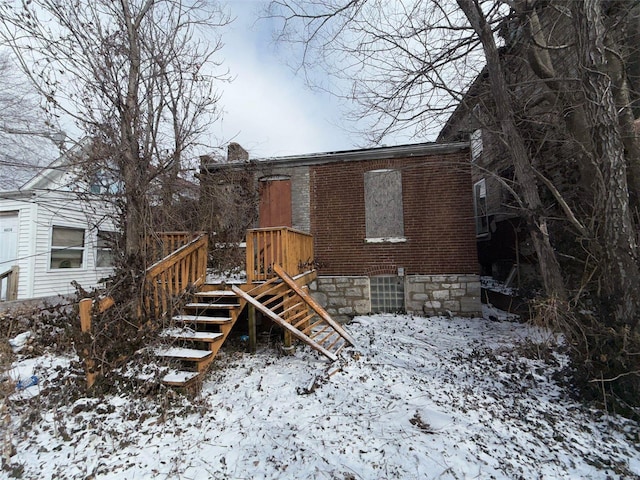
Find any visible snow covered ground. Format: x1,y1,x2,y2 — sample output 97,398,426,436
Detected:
3,312,639,479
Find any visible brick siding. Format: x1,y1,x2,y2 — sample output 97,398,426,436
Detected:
310,151,479,276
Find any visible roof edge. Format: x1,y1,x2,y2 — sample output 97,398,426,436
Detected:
202,141,470,171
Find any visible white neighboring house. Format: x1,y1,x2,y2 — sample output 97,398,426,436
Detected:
0,145,116,301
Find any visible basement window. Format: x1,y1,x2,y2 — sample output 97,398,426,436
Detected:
50,226,85,269
364,169,405,241
370,276,405,313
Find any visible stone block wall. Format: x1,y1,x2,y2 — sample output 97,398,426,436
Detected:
309,276,371,322
310,274,482,322
406,274,482,317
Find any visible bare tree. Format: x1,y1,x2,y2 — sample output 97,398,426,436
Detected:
268,0,640,403
0,0,230,272
0,53,59,189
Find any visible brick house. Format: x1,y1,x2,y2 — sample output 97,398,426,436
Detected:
201,142,482,320
438,4,640,286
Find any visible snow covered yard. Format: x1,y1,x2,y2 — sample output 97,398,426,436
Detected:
3,313,639,479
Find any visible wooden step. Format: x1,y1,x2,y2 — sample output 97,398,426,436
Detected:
161,328,224,343
195,290,238,297
173,314,233,324
161,370,200,386
184,302,239,309
155,347,213,361
185,303,239,309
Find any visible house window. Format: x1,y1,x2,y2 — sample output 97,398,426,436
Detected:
50,226,85,269
96,230,115,268
470,129,483,162
474,179,489,236
89,170,120,195
370,276,405,313
364,169,404,240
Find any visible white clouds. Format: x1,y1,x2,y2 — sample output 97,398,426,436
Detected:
212,1,358,158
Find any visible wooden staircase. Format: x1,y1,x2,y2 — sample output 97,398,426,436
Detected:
78,228,356,390
232,265,356,362
156,286,244,387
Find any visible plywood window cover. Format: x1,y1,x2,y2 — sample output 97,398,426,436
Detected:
364,169,404,239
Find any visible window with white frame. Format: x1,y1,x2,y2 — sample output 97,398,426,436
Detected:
96,230,115,268
50,226,85,269
364,169,405,240
470,129,483,162
473,179,489,236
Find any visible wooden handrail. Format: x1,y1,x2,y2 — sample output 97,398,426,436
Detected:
147,231,203,261
144,234,209,319
246,227,314,282
0,266,19,301
78,233,209,387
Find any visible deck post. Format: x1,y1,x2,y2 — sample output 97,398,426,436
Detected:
248,304,257,353
79,298,96,388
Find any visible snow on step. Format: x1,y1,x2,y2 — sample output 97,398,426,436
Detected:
185,303,238,309
155,347,212,360
173,314,232,324
161,370,200,386
160,328,223,342
195,290,238,297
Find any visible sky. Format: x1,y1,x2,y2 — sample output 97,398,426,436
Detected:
210,1,370,159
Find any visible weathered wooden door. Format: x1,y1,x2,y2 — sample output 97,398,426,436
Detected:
0,212,18,269
259,178,292,228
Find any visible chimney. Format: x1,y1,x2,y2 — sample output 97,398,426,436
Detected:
227,142,249,162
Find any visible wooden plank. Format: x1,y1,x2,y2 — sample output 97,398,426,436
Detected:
248,304,256,354
162,370,200,386
79,298,92,332
274,264,357,347
155,347,212,361
160,329,223,342
232,285,338,362
292,312,317,329
173,315,233,324
195,290,238,297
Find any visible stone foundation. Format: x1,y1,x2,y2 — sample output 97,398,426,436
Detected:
406,274,481,317
309,276,370,322
310,274,482,321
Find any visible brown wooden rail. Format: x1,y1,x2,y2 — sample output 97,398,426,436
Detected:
0,266,19,301
78,232,208,387
246,227,314,282
147,231,201,261
144,234,208,319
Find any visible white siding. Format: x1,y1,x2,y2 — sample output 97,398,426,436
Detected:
0,191,115,300
0,195,37,299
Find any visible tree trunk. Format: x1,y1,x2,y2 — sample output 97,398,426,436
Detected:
573,0,640,327
457,0,566,299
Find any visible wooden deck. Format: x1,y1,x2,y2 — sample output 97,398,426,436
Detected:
78,227,355,389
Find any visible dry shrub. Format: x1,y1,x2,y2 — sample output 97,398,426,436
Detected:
532,296,640,416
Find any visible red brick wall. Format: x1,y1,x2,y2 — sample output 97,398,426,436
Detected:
310,151,479,276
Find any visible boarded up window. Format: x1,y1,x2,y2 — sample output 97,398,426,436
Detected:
364,169,404,238
259,177,292,228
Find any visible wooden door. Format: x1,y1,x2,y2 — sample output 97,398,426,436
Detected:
259,179,292,228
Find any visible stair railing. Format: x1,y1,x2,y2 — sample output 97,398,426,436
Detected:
78,232,209,387
144,233,209,319
0,266,19,301
246,227,314,282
